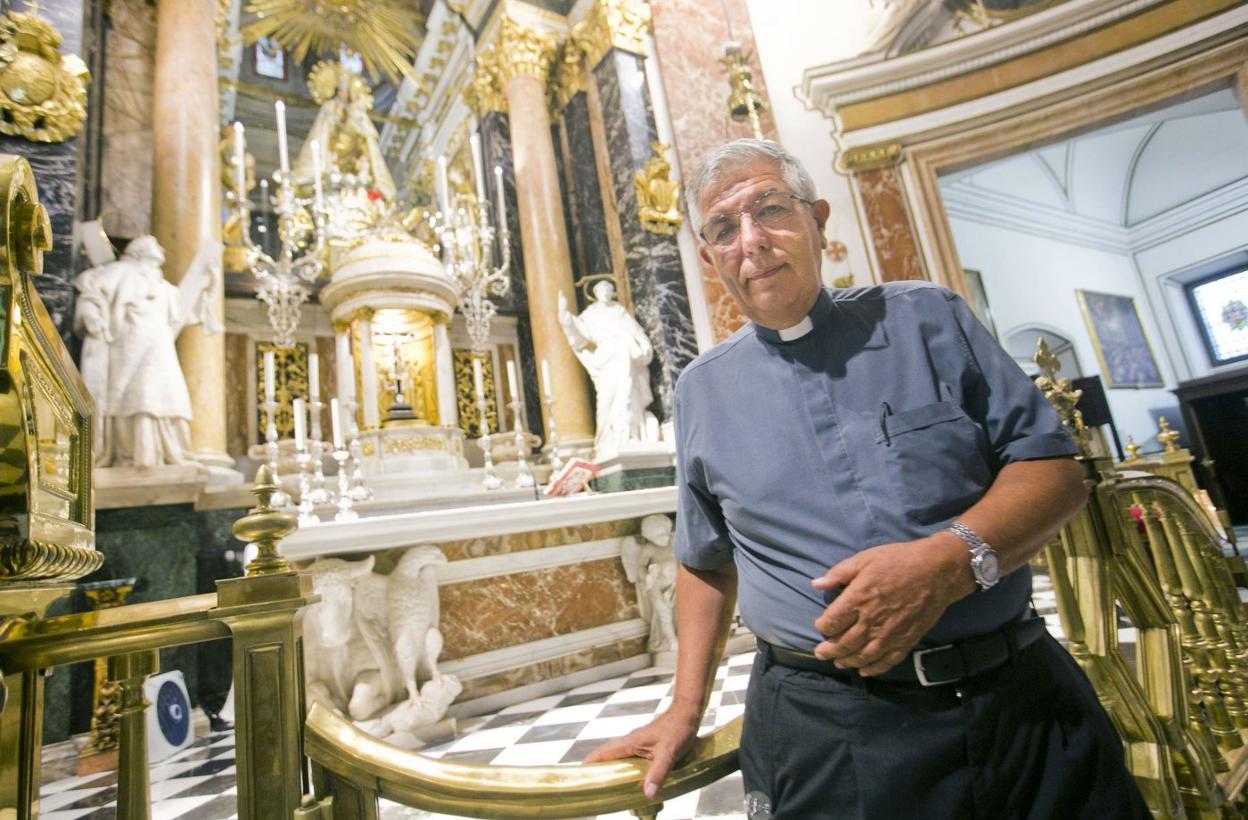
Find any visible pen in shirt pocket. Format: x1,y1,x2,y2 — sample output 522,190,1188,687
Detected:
878,401,893,446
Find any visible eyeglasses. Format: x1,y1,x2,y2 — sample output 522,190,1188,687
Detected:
698,191,813,248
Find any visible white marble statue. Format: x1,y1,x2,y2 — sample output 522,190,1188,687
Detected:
620,514,678,654
304,547,460,746
72,235,211,468
557,280,659,460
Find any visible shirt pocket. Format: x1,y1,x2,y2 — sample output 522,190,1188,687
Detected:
878,401,993,526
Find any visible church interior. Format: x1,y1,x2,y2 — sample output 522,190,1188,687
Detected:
2,0,1248,817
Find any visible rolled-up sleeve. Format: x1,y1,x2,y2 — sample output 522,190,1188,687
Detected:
943,290,1078,466
672,384,735,570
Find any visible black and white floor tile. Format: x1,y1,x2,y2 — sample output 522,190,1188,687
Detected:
36,571,1130,819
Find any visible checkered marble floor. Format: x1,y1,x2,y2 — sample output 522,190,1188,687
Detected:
36,570,1135,819
37,652,755,820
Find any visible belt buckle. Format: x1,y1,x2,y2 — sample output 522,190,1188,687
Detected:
913,644,958,687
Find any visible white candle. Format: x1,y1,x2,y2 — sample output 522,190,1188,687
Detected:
232,122,246,203
308,352,320,401
470,133,486,202
275,100,290,174
436,155,450,211
493,166,506,224
293,398,306,449
311,139,325,211
506,359,519,402
330,398,344,450
263,351,275,402
540,359,552,398
472,357,484,399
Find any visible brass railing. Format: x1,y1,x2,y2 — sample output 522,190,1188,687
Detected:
1037,340,1248,818
301,703,740,820
0,469,317,820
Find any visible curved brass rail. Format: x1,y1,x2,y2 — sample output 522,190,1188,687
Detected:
305,701,741,818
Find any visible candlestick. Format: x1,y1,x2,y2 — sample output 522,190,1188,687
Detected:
509,383,535,490
543,378,563,477
275,100,290,174
494,166,506,224
306,397,331,505
263,350,275,402
261,398,290,508
476,392,502,491
436,155,450,211
330,397,344,450
332,447,358,522
294,420,319,527
470,133,486,202
308,352,320,401
232,122,246,204
293,398,306,449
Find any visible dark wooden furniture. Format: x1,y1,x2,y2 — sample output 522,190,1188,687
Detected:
1174,366,1248,526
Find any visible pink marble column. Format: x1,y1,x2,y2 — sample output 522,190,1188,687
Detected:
650,0,778,342
854,167,927,282
151,0,230,468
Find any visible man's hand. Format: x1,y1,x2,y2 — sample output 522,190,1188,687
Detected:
583,706,701,799
811,534,975,676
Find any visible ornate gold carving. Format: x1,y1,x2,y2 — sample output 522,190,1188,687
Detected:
549,40,586,112
233,464,297,576
0,10,89,143
570,0,651,68
467,17,560,114
1033,337,1091,457
0,539,103,581
840,142,903,173
383,436,448,454
79,579,136,757
721,43,766,140
254,341,309,443
634,142,681,236
1156,416,1181,454
453,349,498,438
1124,435,1142,463
241,0,424,84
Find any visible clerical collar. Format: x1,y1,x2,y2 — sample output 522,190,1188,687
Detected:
754,289,832,345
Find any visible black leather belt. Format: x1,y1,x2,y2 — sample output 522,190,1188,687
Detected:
760,616,1048,687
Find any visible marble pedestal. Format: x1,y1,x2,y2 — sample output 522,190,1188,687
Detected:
591,444,676,493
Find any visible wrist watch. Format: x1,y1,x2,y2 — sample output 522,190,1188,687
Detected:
946,522,1000,591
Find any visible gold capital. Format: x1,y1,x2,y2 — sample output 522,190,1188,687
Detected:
467,17,561,113
570,0,651,70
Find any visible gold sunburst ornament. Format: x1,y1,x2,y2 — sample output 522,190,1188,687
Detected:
242,0,425,84
0,9,89,143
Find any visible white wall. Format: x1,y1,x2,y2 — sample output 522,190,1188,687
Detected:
950,217,1177,449
745,0,876,285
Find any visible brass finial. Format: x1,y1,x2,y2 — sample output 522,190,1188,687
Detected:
1123,436,1141,462
1156,416,1180,454
232,464,297,576
1033,338,1092,457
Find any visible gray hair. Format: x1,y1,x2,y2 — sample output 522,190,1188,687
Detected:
684,139,817,231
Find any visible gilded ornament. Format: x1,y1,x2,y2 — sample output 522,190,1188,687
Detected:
242,0,425,84
569,0,651,69
490,17,559,87
0,10,90,143
634,142,681,236
464,49,507,114
839,142,902,173
1155,416,1180,454
1033,338,1091,457
721,43,766,140
232,464,297,576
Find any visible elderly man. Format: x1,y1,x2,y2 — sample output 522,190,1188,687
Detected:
586,140,1146,818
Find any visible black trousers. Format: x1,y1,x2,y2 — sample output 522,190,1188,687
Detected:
740,634,1149,819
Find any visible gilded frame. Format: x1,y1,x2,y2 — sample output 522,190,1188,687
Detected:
1074,289,1163,389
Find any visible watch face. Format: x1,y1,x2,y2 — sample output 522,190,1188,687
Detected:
975,550,1001,584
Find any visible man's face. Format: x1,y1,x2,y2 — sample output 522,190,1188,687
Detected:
696,160,830,330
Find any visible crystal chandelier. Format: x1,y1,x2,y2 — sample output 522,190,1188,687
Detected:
432,134,511,351
230,101,328,348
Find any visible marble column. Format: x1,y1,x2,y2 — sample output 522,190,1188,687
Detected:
151,0,232,470
357,312,380,429
851,165,927,282
433,321,458,429
482,17,594,447
589,47,697,419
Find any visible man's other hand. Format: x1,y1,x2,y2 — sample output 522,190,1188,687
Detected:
583,706,701,799
810,534,976,676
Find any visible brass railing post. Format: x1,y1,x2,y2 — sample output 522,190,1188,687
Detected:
211,465,315,820
108,649,159,820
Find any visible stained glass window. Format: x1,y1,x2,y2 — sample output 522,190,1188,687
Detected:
1187,269,1248,366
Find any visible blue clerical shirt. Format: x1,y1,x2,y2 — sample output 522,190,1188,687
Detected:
673,283,1077,653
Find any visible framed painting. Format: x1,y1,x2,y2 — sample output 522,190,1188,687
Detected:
1075,290,1163,389
962,269,998,340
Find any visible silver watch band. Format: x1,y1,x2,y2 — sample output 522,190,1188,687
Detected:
947,522,987,552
